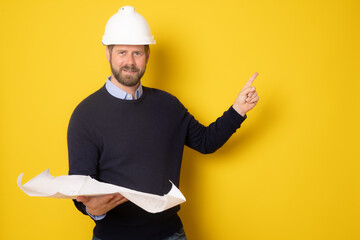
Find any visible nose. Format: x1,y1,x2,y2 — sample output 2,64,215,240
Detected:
125,54,135,66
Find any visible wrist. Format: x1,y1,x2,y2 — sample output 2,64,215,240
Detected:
86,207,106,220
232,104,246,117
87,207,104,216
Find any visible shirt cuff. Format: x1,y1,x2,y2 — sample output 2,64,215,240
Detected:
86,206,106,221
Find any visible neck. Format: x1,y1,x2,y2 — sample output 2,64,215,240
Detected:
110,76,139,99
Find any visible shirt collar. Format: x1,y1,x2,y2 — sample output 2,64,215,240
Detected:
105,77,143,100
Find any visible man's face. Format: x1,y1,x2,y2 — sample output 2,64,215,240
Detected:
107,45,149,87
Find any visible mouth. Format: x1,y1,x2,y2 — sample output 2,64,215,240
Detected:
123,69,137,73
121,66,139,74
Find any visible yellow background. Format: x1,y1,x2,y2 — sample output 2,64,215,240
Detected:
1,0,359,239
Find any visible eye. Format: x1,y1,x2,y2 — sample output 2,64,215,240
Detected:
134,52,143,56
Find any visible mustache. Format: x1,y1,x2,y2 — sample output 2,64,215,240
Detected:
120,65,139,72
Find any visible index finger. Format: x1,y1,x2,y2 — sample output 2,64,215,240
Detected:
242,72,258,89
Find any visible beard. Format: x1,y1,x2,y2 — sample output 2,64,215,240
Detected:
110,61,146,87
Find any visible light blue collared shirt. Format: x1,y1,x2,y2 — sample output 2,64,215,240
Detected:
105,77,143,100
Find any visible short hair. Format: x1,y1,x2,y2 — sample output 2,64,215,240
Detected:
107,45,150,58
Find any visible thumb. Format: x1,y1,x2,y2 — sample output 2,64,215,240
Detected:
240,86,256,98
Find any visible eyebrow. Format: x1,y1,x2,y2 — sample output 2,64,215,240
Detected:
115,49,144,53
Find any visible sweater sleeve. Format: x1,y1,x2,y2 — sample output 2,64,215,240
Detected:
185,106,246,154
67,108,101,215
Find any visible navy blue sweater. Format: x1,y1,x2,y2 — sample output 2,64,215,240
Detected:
68,85,246,239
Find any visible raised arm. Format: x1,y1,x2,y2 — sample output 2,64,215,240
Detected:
185,72,259,154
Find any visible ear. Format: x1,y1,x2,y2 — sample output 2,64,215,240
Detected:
105,46,111,62
146,47,150,64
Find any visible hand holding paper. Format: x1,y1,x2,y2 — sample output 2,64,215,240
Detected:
77,193,128,216
17,169,186,213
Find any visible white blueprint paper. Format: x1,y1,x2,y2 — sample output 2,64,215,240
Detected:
17,169,186,213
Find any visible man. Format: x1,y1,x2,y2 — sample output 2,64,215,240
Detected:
68,6,259,240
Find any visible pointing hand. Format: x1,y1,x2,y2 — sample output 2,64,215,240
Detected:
232,72,259,117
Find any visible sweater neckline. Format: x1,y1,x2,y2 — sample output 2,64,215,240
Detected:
102,84,148,104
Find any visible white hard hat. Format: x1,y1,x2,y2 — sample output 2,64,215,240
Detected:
102,6,156,45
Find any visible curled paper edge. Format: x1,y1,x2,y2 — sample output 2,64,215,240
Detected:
17,169,186,213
